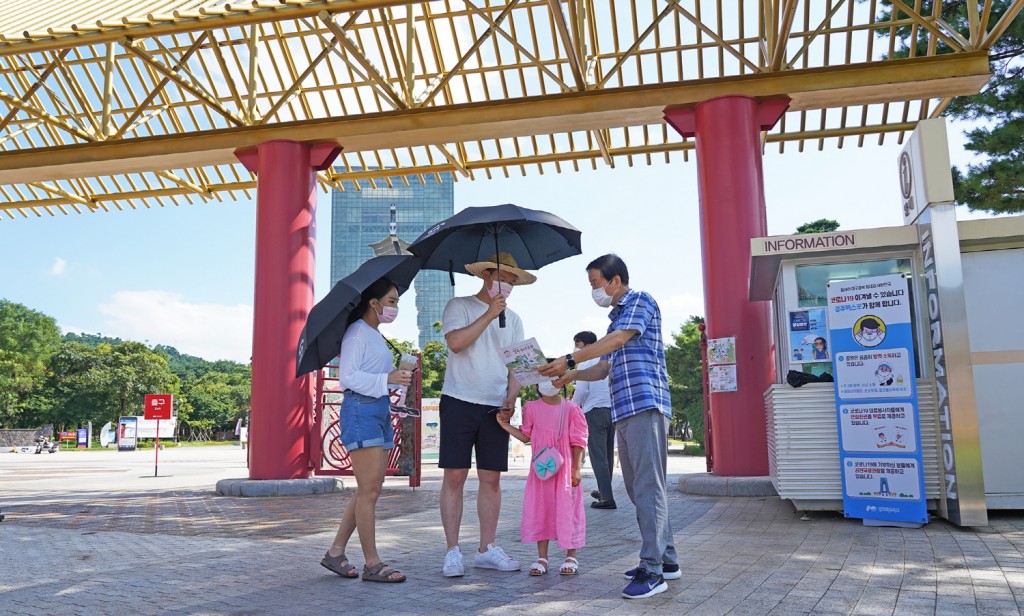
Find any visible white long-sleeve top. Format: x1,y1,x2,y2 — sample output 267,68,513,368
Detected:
571,358,612,414
338,319,393,398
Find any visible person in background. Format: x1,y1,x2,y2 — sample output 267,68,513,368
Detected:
571,331,616,510
497,381,587,576
321,276,413,583
539,254,678,600
438,252,535,577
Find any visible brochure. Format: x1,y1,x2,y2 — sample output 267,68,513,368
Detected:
498,337,550,386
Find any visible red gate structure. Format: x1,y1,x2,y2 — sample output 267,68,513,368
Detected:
310,356,422,488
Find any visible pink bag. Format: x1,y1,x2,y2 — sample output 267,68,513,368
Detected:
531,401,565,481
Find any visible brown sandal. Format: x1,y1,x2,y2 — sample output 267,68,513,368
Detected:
362,561,406,583
321,552,358,578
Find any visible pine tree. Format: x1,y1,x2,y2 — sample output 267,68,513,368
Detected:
878,1,1022,213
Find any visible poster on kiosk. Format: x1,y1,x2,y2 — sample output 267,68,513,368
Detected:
827,273,928,525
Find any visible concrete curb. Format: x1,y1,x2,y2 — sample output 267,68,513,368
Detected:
676,472,778,497
215,477,343,497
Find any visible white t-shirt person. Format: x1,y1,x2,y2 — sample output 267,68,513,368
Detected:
441,295,524,407
338,319,394,397
571,358,612,413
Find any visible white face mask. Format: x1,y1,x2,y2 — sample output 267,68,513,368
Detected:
592,286,613,308
375,303,399,324
538,382,560,397
488,280,513,299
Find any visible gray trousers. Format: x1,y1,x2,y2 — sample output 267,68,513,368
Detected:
616,409,677,575
585,407,615,501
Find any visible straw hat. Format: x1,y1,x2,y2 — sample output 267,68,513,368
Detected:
465,252,537,285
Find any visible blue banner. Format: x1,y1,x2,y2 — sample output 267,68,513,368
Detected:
826,274,928,524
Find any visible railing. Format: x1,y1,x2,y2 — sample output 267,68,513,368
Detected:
310,356,422,487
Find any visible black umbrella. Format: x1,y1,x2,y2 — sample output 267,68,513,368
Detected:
408,204,583,326
296,254,421,376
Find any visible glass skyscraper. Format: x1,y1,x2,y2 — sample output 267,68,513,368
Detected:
329,172,454,350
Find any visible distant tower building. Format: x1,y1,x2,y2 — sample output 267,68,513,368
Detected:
368,204,412,256
330,172,454,349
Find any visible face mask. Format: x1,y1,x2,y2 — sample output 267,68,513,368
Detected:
488,280,513,299
375,303,399,324
538,382,560,397
592,285,613,308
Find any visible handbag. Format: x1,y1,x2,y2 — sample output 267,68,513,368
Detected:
531,401,565,481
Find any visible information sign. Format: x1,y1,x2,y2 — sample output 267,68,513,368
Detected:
144,394,174,420
117,416,138,451
827,273,928,524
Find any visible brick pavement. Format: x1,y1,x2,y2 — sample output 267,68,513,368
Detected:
1,449,1023,615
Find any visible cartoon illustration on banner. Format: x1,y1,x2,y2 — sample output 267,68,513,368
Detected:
788,309,829,363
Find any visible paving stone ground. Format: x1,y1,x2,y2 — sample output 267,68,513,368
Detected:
1,446,1022,615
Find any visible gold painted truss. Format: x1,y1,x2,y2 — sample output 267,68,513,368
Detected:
0,0,1019,218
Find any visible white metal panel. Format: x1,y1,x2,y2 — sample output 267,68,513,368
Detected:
766,381,939,503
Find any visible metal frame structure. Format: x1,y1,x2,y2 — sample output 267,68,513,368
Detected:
0,0,1019,218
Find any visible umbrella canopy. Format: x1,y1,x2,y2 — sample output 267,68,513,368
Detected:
296,255,421,376
408,203,582,280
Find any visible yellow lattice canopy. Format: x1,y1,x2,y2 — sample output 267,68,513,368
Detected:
0,0,1019,218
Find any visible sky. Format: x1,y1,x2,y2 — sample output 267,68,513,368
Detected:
0,118,1004,363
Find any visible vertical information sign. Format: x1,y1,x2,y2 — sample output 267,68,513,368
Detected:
827,274,928,524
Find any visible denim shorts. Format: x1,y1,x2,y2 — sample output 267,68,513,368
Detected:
339,391,394,452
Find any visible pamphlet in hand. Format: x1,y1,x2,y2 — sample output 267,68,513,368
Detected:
498,337,551,386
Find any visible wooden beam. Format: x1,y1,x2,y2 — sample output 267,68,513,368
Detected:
123,37,247,126
0,52,991,184
547,0,586,90
0,48,71,133
0,0,424,56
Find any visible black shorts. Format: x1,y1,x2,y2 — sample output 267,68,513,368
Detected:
438,395,510,472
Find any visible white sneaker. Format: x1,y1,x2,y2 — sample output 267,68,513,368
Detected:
473,544,521,571
443,547,464,577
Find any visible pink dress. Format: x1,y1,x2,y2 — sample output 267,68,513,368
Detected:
519,398,589,549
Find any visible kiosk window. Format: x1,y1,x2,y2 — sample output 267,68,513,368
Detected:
792,259,917,378
795,259,911,308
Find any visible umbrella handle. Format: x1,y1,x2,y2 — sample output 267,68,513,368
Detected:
494,232,506,327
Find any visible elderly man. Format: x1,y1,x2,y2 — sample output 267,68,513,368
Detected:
540,254,678,600
439,252,535,578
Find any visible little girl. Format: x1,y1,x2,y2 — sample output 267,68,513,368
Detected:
497,381,588,576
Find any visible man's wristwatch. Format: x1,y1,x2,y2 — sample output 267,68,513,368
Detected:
564,354,577,370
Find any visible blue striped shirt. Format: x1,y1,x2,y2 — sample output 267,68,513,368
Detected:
605,289,672,423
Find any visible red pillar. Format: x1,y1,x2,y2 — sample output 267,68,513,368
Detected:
235,140,341,480
664,96,788,477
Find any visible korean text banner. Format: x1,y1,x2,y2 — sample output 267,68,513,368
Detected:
827,273,928,524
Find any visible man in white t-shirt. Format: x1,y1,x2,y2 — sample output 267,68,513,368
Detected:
439,252,535,578
571,331,616,509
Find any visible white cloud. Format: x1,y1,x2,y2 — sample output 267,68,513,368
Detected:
98,291,253,363
50,257,67,276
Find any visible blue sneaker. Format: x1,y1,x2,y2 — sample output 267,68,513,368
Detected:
623,563,681,580
622,568,668,599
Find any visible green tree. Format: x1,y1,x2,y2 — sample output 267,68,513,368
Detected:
0,300,62,427
39,341,178,432
795,219,840,234
664,316,706,443
875,1,1023,212
182,370,250,436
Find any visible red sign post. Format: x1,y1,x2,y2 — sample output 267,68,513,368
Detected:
144,394,173,477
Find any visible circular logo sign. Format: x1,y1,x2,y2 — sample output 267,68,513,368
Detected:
899,151,913,200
